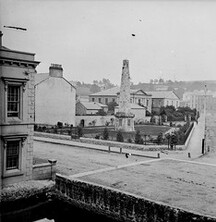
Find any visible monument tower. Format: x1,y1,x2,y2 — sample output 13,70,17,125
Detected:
115,60,134,131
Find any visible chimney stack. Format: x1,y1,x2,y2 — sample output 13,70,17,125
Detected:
49,64,63,78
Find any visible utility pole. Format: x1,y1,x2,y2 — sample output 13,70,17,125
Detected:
202,84,207,154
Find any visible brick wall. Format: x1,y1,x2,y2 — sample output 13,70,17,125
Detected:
56,174,216,222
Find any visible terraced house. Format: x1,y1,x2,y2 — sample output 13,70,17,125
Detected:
146,90,180,113
0,32,40,187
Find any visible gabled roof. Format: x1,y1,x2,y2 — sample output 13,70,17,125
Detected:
78,101,107,110
146,91,180,100
115,103,146,110
128,89,151,96
89,86,120,96
35,73,76,89
90,87,150,97
35,73,49,85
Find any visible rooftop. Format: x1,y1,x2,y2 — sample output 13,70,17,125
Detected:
90,87,151,97
78,101,107,110
146,91,180,99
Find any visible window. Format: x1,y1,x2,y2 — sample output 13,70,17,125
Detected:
119,119,122,126
112,98,115,102
6,140,20,170
7,85,20,117
146,100,149,106
92,98,95,102
98,98,101,103
127,119,131,126
2,77,28,121
105,98,108,104
2,134,27,177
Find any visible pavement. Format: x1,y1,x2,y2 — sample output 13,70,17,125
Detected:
34,136,160,159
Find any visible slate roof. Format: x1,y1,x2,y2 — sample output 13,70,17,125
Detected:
116,103,146,110
79,101,107,110
146,91,180,100
35,73,76,89
90,87,150,97
89,86,120,96
35,73,49,85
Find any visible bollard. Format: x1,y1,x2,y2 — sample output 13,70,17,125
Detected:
157,153,160,158
120,147,122,154
108,146,111,153
188,152,191,158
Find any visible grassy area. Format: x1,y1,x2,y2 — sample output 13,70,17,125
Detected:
84,125,171,143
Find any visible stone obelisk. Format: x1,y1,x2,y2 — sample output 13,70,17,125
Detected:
115,60,134,132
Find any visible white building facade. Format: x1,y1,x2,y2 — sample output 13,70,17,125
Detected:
35,64,76,126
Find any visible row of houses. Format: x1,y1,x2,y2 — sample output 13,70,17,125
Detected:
181,90,216,113
33,66,180,127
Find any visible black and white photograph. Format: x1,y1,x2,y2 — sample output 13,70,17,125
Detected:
1,0,216,221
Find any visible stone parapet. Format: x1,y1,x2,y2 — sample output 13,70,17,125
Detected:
55,174,216,222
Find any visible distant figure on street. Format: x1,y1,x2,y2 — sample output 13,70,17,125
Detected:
125,153,131,158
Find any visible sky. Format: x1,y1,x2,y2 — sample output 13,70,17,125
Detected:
1,0,216,84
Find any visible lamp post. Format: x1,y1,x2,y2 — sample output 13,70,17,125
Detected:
202,84,207,154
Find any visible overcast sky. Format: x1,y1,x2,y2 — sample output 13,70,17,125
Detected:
1,0,216,84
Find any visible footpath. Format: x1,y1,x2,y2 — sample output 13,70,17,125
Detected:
34,136,159,159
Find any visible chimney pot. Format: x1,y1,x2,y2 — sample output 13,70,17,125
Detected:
49,64,63,78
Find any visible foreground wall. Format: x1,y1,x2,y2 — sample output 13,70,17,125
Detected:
56,174,216,222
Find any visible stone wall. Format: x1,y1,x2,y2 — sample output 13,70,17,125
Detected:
80,137,184,151
75,115,114,127
34,131,71,140
56,174,216,222
33,161,56,180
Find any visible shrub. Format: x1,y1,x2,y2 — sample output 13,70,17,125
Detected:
95,134,100,139
156,133,163,145
127,138,133,143
116,130,124,142
34,124,38,131
77,126,83,138
135,130,142,144
57,121,63,128
103,127,109,140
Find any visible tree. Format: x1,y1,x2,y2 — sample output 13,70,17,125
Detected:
135,130,143,144
103,127,109,140
108,101,118,113
170,133,178,149
116,130,124,142
96,109,107,116
90,84,101,93
158,78,164,84
156,132,163,145
77,126,83,138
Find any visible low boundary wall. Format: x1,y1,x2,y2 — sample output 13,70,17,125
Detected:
55,174,216,222
80,137,184,151
33,160,57,180
34,122,195,152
